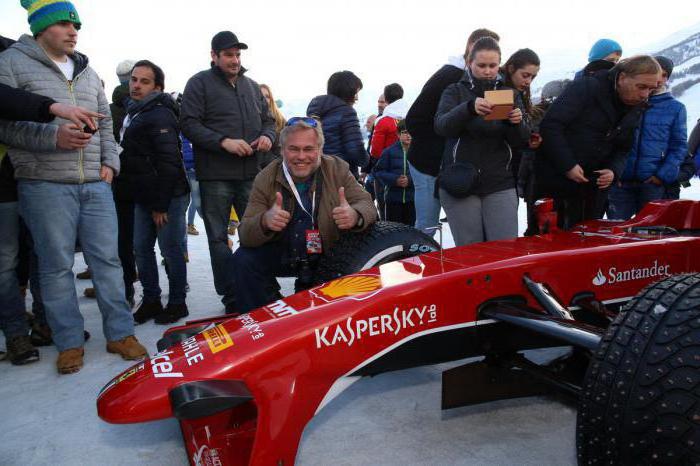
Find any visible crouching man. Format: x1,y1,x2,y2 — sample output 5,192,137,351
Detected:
232,118,378,314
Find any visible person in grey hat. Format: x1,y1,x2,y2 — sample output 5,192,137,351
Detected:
607,55,688,219
180,31,276,314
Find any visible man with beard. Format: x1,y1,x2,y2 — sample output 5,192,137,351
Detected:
181,31,276,314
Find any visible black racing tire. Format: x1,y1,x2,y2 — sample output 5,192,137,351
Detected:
576,273,700,465
313,221,440,285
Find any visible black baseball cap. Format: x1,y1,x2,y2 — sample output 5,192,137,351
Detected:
211,31,248,52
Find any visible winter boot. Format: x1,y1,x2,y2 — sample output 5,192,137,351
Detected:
56,347,84,374
155,303,189,324
133,300,163,324
30,323,53,346
84,287,96,298
76,268,92,280
6,335,39,366
106,336,147,360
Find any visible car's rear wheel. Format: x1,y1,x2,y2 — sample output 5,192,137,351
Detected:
577,273,700,465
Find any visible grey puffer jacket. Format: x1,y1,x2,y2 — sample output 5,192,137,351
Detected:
0,35,118,183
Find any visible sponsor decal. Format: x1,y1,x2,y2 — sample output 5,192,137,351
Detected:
314,304,438,349
592,260,671,287
265,299,299,318
98,363,145,396
181,335,204,366
238,313,265,341
151,349,183,378
202,324,234,354
310,274,383,303
193,444,222,466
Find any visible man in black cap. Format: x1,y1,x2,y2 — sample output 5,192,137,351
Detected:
180,31,276,313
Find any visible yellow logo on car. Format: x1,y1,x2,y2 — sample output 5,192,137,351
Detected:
203,325,234,354
317,275,382,299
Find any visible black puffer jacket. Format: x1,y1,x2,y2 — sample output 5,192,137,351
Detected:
406,63,465,177
120,92,189,212
434,71,530,195
536,69,646,197
307,94,368,176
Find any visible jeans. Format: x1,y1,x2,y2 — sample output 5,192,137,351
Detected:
0,202,29,340
608,182,668,221
409,162,441,236
134,194,188,305
183,170,201,254
18,180,135,351
199,180,253,306
231,242,300,314
186,169,201,225
18,219,46,322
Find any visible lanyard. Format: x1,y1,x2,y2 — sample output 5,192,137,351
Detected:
282,162,317,229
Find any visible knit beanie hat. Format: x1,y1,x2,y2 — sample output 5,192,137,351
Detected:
654,56,674,78
116,59,136,84
21,0,81,35
588,39,622,62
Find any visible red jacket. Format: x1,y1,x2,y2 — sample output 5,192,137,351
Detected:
369,116,399,158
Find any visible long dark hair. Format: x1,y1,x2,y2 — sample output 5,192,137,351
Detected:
503,49,540,119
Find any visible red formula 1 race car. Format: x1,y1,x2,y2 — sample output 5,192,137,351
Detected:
97,199,700,465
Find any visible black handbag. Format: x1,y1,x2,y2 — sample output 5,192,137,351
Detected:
439,139,480,198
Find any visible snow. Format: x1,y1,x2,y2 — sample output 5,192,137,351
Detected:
679,83,700,130
633,21,700,56
2,185,699,465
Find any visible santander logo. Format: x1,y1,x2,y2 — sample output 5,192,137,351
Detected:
592,269,606,286
592,260,670,287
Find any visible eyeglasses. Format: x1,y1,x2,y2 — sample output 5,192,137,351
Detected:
286,117,319,128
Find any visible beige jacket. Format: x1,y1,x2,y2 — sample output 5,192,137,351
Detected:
239,155,377,251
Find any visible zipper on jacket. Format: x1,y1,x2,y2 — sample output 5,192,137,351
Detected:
504,142,513,172
402,146,407,204
67,80,85,184
632,112,646,180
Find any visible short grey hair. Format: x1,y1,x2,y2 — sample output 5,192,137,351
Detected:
279,119,325,151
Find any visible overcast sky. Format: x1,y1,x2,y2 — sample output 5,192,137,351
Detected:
1,0,698,118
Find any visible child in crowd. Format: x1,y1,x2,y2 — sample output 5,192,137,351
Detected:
373,120,415,226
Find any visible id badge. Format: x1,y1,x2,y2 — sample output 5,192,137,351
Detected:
306,229,322,254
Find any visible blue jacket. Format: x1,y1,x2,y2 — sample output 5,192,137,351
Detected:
307,94,369,175
621,92,687,184
181,134,195,171
373,141,414,204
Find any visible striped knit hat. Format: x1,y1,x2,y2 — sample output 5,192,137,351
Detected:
21,0,81,35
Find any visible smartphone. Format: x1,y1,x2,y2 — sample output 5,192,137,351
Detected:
83,124,97,134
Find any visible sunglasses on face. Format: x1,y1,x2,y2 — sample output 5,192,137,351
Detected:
286,117,319,128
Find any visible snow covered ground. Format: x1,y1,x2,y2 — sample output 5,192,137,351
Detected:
1,183,699,465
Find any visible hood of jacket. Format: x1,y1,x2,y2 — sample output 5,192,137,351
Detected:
447,55,466,69
14,34,88,78
378,98,408,120
458,67,503,95
307,94,348,118
127,91,177,117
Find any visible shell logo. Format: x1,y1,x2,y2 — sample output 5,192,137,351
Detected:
311,274,382,302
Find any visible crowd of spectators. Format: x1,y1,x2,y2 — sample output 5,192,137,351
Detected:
1,0,699,375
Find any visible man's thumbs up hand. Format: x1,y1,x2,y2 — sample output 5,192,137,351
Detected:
263,192,291,232
332,187,359,230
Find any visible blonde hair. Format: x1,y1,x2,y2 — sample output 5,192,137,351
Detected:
260,84,286,134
